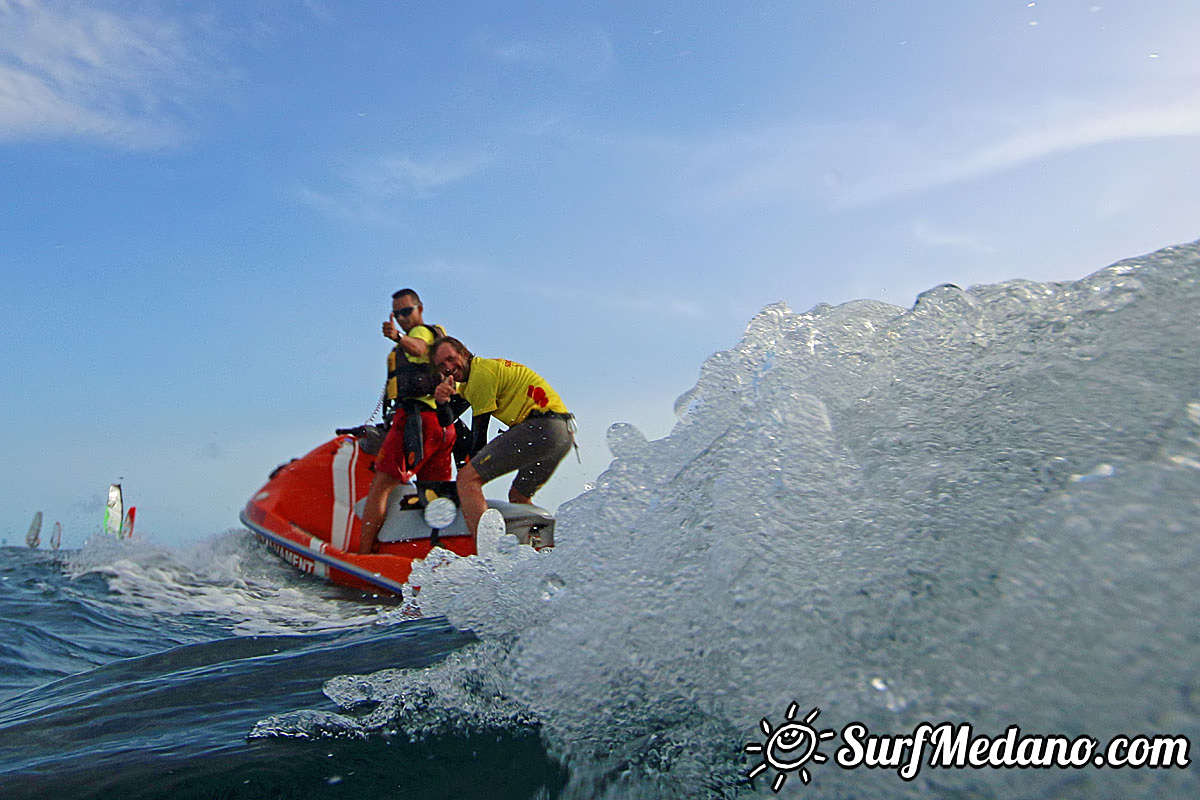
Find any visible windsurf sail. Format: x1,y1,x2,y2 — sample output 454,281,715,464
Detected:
26,511,42,549
104,484,123,538
50,521,62,550
122,506,136,539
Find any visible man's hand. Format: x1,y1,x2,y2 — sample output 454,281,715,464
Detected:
433,373,456,404
382,313,400,341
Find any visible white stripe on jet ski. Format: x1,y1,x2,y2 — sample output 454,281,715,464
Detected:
331,437,358,551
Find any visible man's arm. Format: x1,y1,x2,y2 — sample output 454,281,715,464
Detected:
468,413,492,456
395,324,437,357
398,334,429,358
431,371,491,456
436,395,471,428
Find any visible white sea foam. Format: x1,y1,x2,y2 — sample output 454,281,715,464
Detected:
65,530,381,636
268,241,1200,798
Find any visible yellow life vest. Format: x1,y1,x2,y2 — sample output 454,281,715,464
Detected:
384,323,445,415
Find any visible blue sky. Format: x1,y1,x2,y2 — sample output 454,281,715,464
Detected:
2,1,1198,546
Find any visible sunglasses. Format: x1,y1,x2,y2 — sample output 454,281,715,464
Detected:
394,306,418,318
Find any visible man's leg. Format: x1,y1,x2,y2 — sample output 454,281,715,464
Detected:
360,408,411,553
402,403,425,469
508,417,573,506
359,468,399,553
456,462,488,539
413,410,455,482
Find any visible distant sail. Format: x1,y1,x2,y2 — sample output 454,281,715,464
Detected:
26,511,42,549
50,521,62,551
104,484,123,538
122,506,137,539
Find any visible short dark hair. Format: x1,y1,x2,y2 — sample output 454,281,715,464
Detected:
392,288,421,303
429,335,472,363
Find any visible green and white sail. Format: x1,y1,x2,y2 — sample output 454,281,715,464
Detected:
26,511,42,549
104,484,123,538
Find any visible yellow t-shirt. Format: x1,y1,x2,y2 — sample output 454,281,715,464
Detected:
462,357,568,426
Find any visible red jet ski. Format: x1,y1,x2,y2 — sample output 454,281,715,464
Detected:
239,426,555,596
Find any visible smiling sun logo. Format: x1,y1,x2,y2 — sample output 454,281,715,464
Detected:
745,703,837,792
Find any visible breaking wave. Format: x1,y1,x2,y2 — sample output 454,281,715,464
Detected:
257,241,1200,798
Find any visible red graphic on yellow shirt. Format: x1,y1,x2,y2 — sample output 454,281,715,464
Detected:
527,385,549,408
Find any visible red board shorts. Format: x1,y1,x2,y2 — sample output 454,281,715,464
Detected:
376,407,455,482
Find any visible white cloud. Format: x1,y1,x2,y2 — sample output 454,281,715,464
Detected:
296,151,491,222
910,219,996,254
407,257,496,282
528,281,706,319
648,92,1200,213
404,260,707,320
370,153,491,193
0,0,207,147
844,95,1200,206
481,27,615,82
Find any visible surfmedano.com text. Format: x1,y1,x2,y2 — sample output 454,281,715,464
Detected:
836,722,1191,781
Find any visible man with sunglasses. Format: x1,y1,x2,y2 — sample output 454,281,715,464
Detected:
358,288,456,553
380,289,443,422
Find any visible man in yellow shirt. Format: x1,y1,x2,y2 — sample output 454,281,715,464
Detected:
431,336,574,539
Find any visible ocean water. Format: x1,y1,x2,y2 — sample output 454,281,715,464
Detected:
3,241,1199,799
0,538,559,798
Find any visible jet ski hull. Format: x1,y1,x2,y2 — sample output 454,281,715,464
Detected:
240,433,555,597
